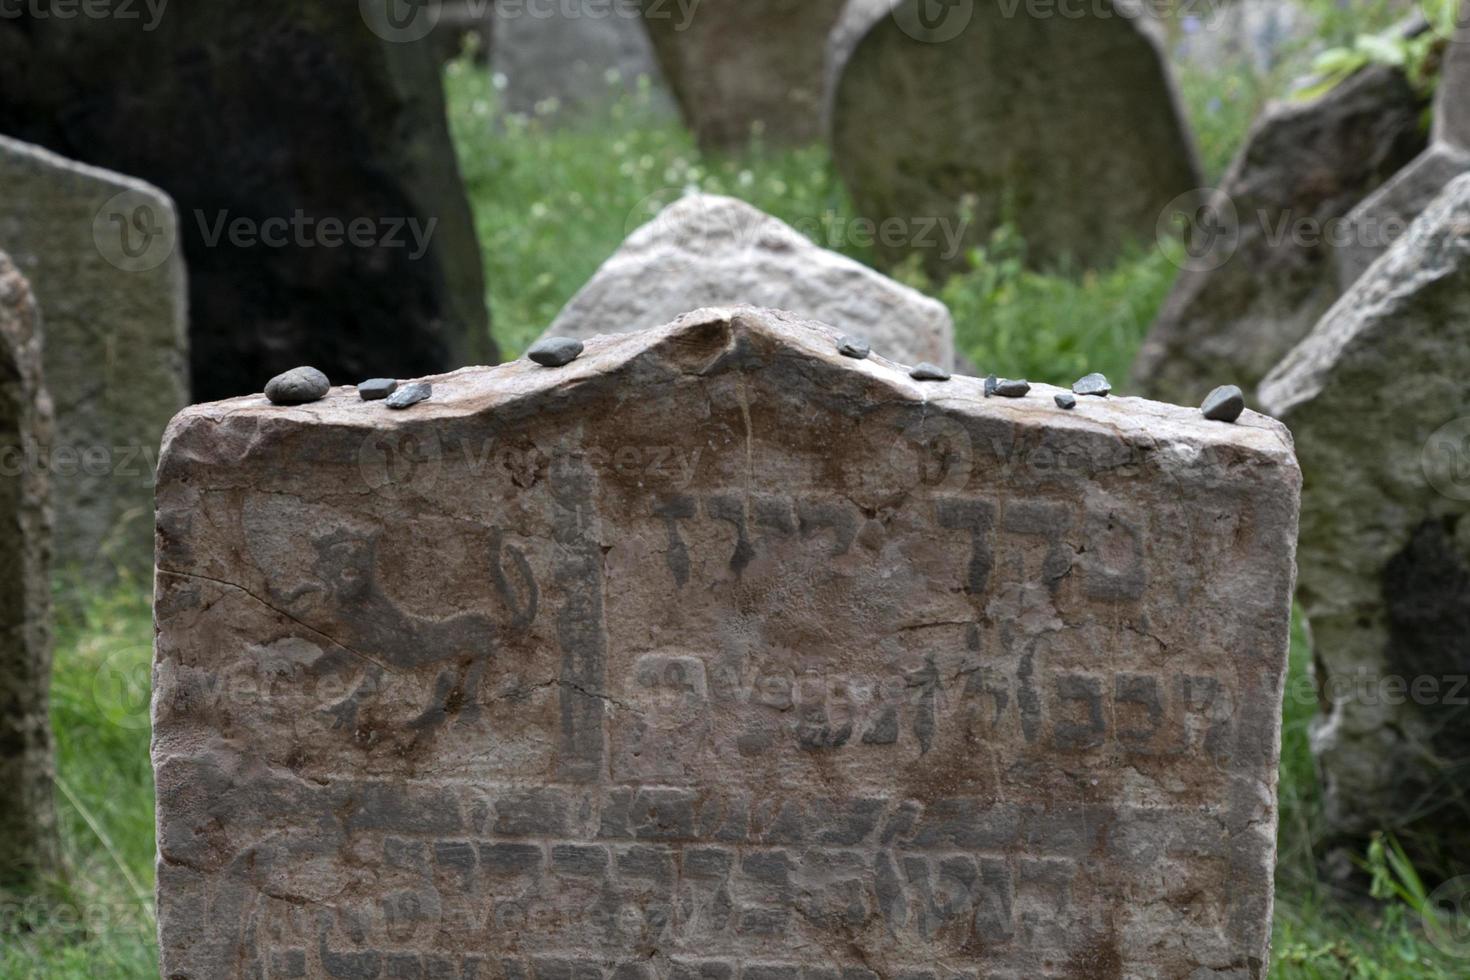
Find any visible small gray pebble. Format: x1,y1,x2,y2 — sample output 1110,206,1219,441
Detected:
984,374,998,398
1055,392,1077,409
994,379,1031,398
386,381,432,410
265,366,330,405
837,335,871,359
527,336,584,367
1201,384,1246,423
909,362,951,381
1073,372,1111,397
358,378,398,401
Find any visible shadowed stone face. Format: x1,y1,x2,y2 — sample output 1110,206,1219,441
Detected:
153,308,1299,978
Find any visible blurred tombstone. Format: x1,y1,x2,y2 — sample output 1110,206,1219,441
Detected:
152,306,1299,976
825,0,1200,277
0,250,60,898
0,135,188,575
1134,63,1428,406
639,0,847,150
1261,173,1470,870
542,193,955,369
1437,2,1470,150
0,1,495,402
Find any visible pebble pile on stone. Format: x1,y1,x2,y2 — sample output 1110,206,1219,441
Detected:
358,378,398,401
386,382,432,410
1073,372,1111,397
836,335,870,359
264,367,330,405
1201,384,1246,423
909,362,950,381
528,336,584,367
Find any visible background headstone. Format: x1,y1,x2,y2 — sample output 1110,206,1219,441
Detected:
1134,63,1428,406
825,0,1201,276
543,194,955,370
639,0,846,150
1261,172,1470,868
0,135,188,574
0,250,60,896
1437,4,1470,149
153,307,1299,977
0,2,495,401
492,0,674,119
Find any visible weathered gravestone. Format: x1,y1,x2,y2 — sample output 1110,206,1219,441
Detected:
1261,173,1470,866
825,0,1201,275
0,135,188,573
0,2,494,401
543,194,955,370
153,306,1300,977
492,0,674,119
1134,63,1428,406
1438,10,1470,150
0,250,60,895
639,0,847,150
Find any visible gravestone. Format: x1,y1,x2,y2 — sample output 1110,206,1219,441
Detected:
1261,173,1470,865
1134,63,1428,406
0,1,494,401
826,0,1200,275
153,306,1300,977
1438,5,1470,150
0,250,60,894
543,194,955,370
492,0,674,118
639,0,846,150
0,135,188,573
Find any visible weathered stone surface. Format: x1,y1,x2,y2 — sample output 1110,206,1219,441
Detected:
639,0,846,150
489,0,674,118
1437,11,1470,150
0,3,494,401
153,306,1300,977
544,194,955,370
1261,173,1470,862
0,135,188,572
1134,63,1428,406
826,0,1200,275
0,250,60,894
1335,142,1470,288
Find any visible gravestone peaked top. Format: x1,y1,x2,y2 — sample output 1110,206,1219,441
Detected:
1261,173,1470,860
826,0,1200,276
0,250,60,892
544,194,955,369
0,135,188,573
153,308,1299,978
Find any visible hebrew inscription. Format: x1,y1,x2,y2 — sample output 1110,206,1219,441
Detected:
153,309,1300,978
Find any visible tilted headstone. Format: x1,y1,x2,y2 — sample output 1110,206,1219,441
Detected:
0,249,60,893
639,0,846,150
1437,5,1470,149
153,306,1300,977
492,0,674,119
1134,63,1428,406
825,0,1200,275
0,2,494,401
0,135,188,573
543,194,955,370
1261,173,1470,864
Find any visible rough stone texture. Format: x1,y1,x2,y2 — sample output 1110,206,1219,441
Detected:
153,306,1300,978
0,250,60,894
639,0,846,150
544,194,955,370
491,0,674,118
1437,9,1470,150
1261,173,1470,863
826,0,1200,276
0,2,495,401
0,135,188,573
1134,63,1428,406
